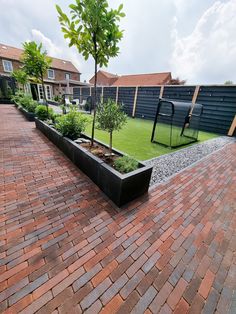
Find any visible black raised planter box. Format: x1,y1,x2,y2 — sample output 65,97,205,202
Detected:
18,106,35,121
35,118,153,206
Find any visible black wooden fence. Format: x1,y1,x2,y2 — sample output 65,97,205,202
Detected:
73,85,236,135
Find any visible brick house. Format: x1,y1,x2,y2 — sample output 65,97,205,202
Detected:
0,43,86,100
89,70,172,86
89,70,119,86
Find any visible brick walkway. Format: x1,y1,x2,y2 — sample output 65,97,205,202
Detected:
0,105,236,314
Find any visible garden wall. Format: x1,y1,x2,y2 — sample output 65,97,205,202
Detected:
73,85,236,135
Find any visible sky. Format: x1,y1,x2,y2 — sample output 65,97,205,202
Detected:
0,0,235,84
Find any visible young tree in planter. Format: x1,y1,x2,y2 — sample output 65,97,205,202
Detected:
56,0,125,146
12,69,28,92
21,41,52,111
96,99,127,155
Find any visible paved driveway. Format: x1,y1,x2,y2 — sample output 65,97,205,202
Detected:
0,105,235,313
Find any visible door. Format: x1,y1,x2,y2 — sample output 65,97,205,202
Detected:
37,84,53,100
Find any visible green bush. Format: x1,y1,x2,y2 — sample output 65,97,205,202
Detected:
55,106,88,140
114,156,139,174
11,91,38,113
35,105,54,121
96,99,127,154
11,90,25,106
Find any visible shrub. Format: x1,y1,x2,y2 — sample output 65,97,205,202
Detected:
11,91,38,113
54,95,62,102
55,106,88,140
114,156,139,174
11,90,25,106
35,105,54,120
96,99,127,154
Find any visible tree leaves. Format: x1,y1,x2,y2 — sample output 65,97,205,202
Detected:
55,0,125,66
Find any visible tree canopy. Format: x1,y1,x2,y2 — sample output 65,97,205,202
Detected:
56,0,125,146
21,41,51,81
56,0,125,67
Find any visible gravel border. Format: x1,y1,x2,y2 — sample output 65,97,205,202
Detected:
145,136,236,187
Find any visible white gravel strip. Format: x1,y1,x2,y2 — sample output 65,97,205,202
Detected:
145,136,236,186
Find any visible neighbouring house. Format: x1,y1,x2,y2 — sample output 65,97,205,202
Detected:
89,70,172,86
0,43,87,101
89,70,119,86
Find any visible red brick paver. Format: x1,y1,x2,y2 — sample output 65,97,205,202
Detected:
0,105,236,313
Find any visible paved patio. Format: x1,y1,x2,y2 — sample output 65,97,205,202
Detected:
0,105,235,314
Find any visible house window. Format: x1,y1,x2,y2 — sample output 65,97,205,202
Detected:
65,73,71,80
46,85,52,100
38,84,44,100
48,69,55,79
37,84,53,100
2,60,13,72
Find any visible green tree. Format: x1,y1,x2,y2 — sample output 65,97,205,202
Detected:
12,69,28,91
224,80,233,85
96,99,127,154
56,0,125,146
21,41,52,109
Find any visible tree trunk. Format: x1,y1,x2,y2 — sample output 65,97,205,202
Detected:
91,57,97,147
109,131,112,155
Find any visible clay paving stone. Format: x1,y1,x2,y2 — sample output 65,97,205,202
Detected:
99,295,123,314
91,260,118,287
110,257,133,282
149,281,174,313
138,267,160,295
1,105,236,313
167,278,188,310
100,273,128,305
198,269,215,299
173,298,189,314
131,286,157,314
116,290,140,314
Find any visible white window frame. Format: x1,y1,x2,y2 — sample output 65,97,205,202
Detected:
65,73,71,80
46,85,53,100
37,84,53,101
47,69,55,79
2,59,13,72
24,83,31,94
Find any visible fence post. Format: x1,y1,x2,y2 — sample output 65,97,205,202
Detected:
115,86,119,104
80,87,82,102
90,86,92,96
190,85,200,114
159,85,165,98
228,115,236,136
101,86,104,102
132,86,139,118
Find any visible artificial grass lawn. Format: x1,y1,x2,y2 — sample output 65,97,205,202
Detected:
84,117,218,161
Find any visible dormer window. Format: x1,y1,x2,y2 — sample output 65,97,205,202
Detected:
2,60,13,72
48,69,55,79
65,73,71,80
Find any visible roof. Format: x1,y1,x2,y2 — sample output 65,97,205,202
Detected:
99,70,118,79
112,72,172,86
0,43,80,73
89,70,119,85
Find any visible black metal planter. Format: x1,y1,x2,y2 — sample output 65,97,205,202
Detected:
18,107,36,122
35,118,153,207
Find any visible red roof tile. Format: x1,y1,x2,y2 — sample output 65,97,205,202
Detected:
0,43,80,73
112,72,172,86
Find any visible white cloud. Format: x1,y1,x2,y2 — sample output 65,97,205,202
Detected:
170,0,236,84
31,29,62,57
0,0,235,83
30,29,88,80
